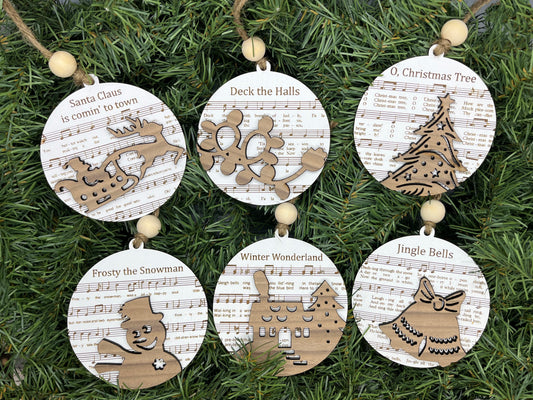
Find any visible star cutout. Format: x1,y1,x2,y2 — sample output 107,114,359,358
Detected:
404,173,412,181
437,122,445,130
438,93,454,110
431,168,440,178
153,358,166,370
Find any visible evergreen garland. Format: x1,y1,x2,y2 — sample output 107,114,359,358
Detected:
0,0,532,398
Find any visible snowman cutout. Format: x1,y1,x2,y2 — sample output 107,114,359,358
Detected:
94,296,181,388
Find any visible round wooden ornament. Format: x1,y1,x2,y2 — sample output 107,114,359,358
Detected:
352,228,490,368
198,62,330,205
67,242,208,389
353,45,496,196
213,233,347,376
41,76,187,221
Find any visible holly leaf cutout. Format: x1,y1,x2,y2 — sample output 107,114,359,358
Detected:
274,182,290,199
259,165,276,181
236,170,254,185
200,154,215,171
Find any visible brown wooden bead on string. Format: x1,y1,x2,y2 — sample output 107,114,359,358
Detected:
432,0,493,56
48,51,78,78
133,212,161,248
2,0,92,85
232,0,268,69
275,202,298,236
242,37,266,62
421,199,446,235
441,20,469,46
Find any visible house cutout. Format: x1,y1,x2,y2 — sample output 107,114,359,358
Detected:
245,270,344,376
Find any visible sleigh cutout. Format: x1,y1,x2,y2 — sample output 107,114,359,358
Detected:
55,117,184,212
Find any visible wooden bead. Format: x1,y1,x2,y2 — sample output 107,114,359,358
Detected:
136,215,161,239
275,202,298,225
242,37,266,62
441,19,468,46
420,200,446,224
48,51,78,78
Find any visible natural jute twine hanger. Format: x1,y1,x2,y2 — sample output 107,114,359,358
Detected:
2,0,92,85
232,0,268,70
433,0,496,56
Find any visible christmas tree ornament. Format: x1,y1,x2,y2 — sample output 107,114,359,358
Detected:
352,201,490,368
197,3,329,205
68,215,208,389
213,203,347,376
41,75,187,221
353,21,496,196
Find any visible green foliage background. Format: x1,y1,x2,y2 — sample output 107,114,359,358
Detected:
1,0,532,398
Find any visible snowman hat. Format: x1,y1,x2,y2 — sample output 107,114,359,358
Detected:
119,296,163,328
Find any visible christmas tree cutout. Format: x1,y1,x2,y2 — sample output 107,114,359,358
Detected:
381,94,467,196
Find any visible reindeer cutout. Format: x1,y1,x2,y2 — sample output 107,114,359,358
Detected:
55,118,184,212
379,277,466,367
94,296,181,388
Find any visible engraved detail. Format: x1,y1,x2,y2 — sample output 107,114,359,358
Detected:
55,118,184,212
381,94,468,196
94,296,181,388
198,109,326,199
379,276,466,367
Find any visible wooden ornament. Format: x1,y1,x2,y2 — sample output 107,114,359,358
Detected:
198,62,330,205
353,46,496,196
352,228,490,368
41,76,187,221
68,243,208,388
213,236,347,376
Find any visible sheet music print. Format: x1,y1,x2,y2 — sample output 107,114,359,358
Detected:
353,53,496,191
213,237,347,375
352,233,490,368
41,81,187,221
68,248,208,386
198,69,330,205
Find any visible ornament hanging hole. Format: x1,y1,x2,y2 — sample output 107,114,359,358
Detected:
129,239,144,250
419,226,435,237
429,45,445,59
84,74,99,87
256,61,271,72
274,228,289,240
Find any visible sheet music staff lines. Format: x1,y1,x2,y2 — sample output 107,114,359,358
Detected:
75,343,203,363
355,109,495,131
223,265,340,276
371,79,493,99
69,298,207,317
75,276,202,293
362,254,481,275
353,138,489,160
215,293,348,304
70,320,207,341
44,127,184,171
353,283,490,308
204,99,323,111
